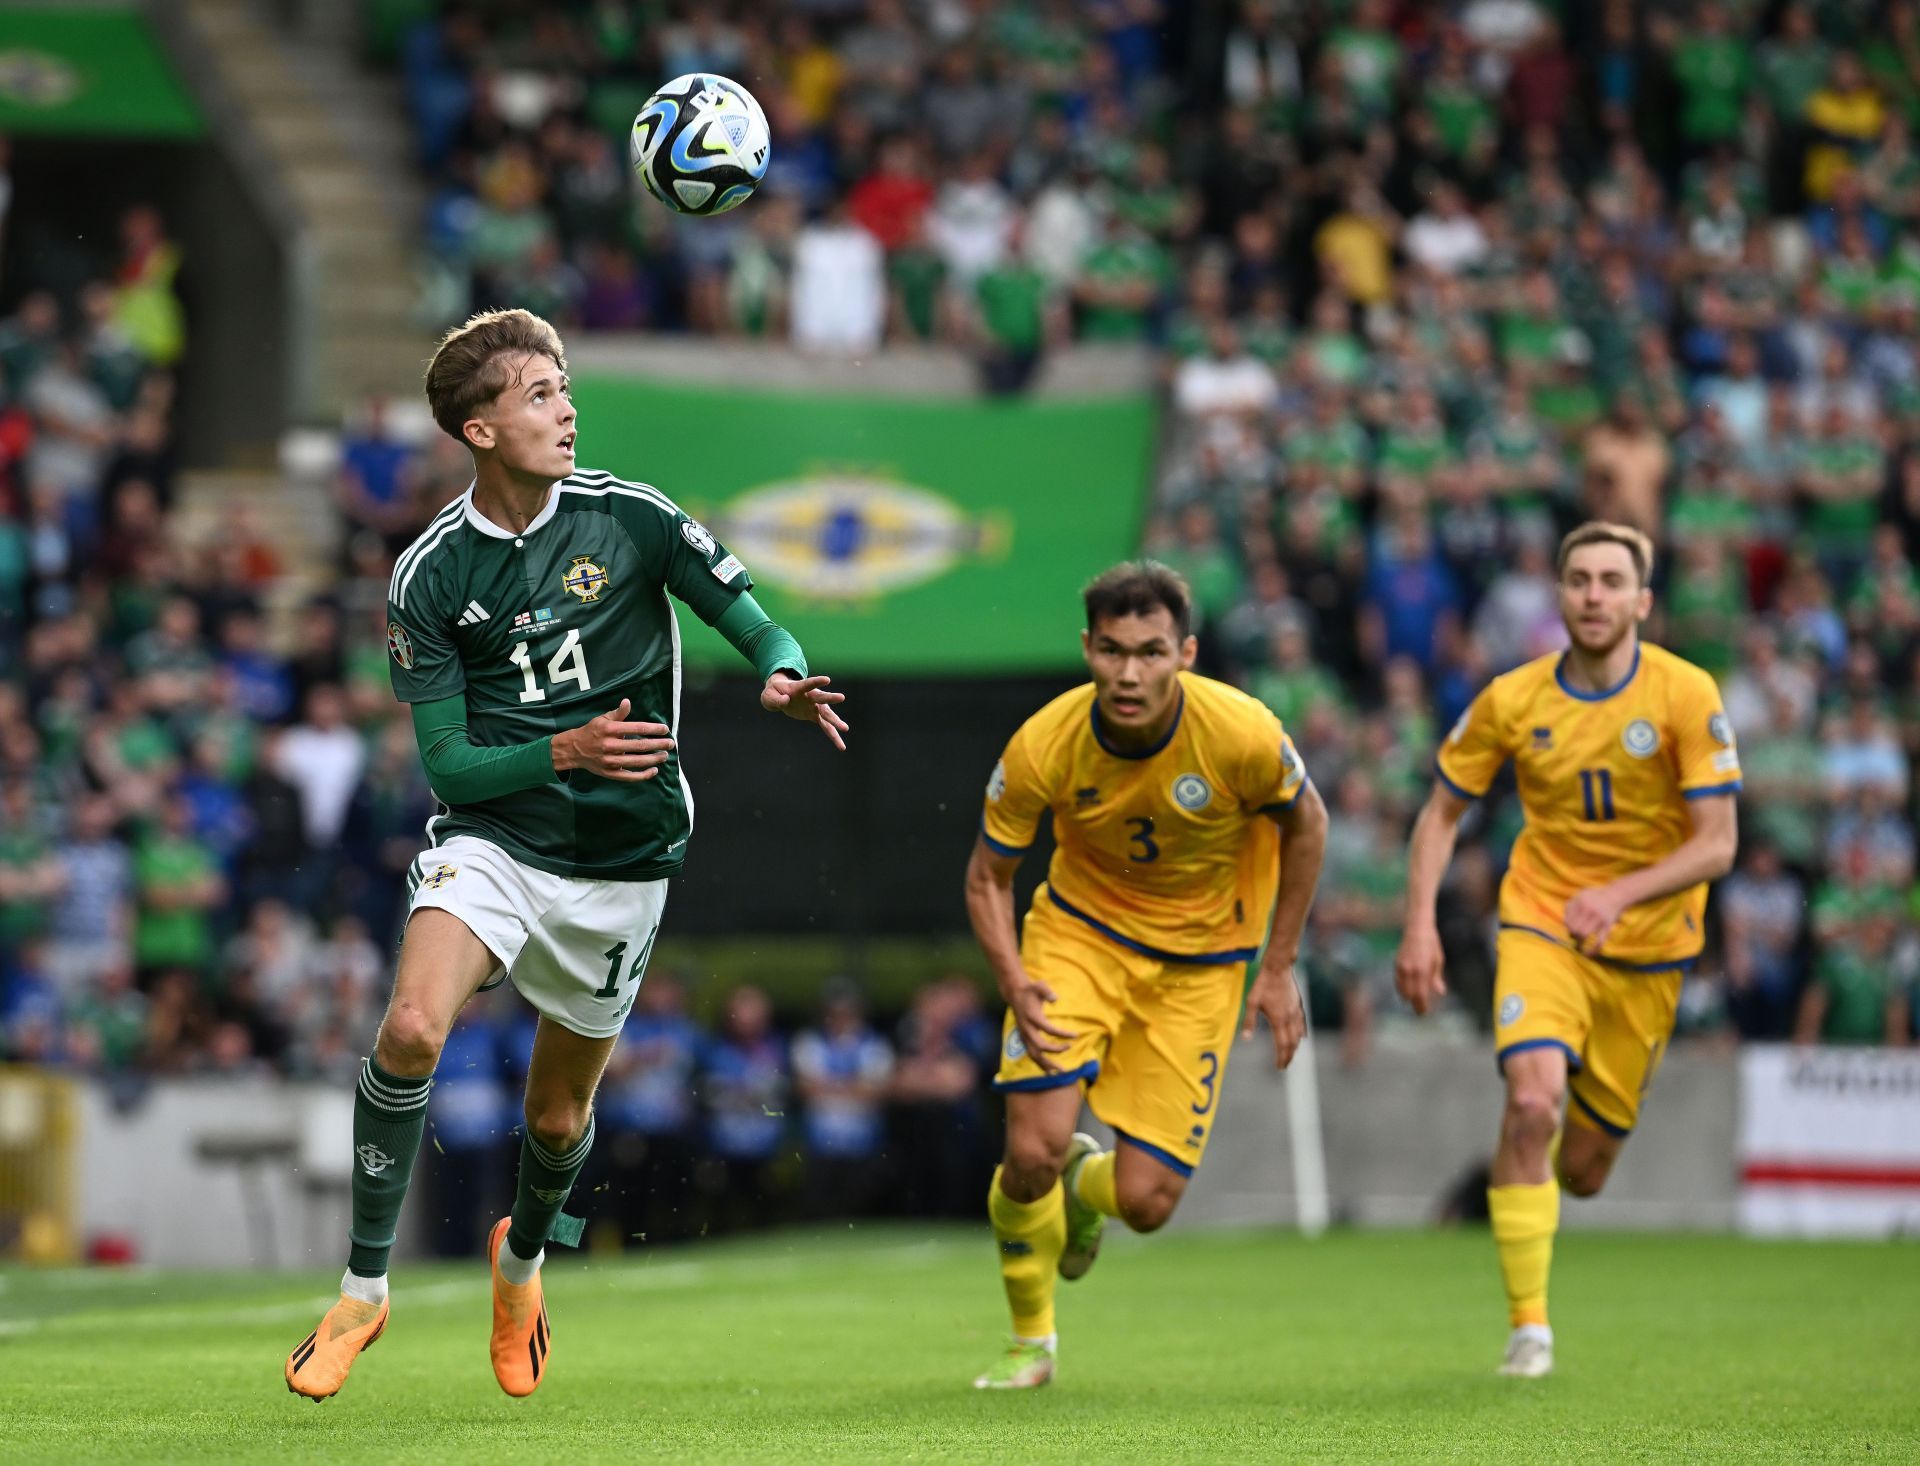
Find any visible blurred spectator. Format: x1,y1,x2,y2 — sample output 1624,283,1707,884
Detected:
600,973,704,1244
1721,840,1809,1040
1360,513,1461,675
272,684,368,882
890,976,994,1217
111,205,185,366
1796,894,1914,1045
423,999,514,1257
334,398,420,552
46,794,132,993
218,610,294,726
0,780,62,958
1173,322,1278,422
969,217,1068,395
699,985,788,1233
792,979,894,1217
131,794,226,985
1581,394,1670,538
791,198,886,352
1403,182,1488,278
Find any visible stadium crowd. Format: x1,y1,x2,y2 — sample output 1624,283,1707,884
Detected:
383,0,1920,1054
4,0,1920,1240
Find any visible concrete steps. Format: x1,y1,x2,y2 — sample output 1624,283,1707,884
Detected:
179,0,431,422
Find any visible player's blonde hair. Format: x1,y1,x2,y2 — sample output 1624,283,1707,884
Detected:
1557,521,1655,587
423,308,568,443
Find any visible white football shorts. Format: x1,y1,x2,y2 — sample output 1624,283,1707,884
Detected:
404,835,668,1039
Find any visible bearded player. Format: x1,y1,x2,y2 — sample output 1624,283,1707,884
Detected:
1395,522,1740,1379
285,309,847,1401
965,562,1328,1389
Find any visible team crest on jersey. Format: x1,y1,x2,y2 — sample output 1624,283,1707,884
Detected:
387,621,415,669
1708,712,1734,748
1531,726,1554,750
1004,1027,1026,1061
1621,719,1660,759
422,863,458,890
1498,994,1525,1026
987,759,1007,801
680,518,718,557
563,556,610,601
1172,773,1212,810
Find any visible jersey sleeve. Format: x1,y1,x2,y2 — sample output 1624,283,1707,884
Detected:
386,571,465,704
1434,679,1509,799
980,719,1052,858
616,489,755,626
1674,672,1744,799
1234,705,1310,813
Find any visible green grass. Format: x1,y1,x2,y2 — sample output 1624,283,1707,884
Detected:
2,1226,1915,1462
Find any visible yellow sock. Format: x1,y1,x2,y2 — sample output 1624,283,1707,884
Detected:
1487,1180,1559,1329
1073,1149,1121,1220
987,1167,1064,1339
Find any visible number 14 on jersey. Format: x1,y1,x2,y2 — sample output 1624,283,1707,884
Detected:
511,629,591,703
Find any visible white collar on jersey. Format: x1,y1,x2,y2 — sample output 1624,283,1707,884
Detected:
461,481,561,540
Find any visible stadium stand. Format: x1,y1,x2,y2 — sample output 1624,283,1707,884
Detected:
4,0,1919,1252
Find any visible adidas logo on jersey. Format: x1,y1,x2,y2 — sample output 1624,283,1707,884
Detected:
457,601,491,626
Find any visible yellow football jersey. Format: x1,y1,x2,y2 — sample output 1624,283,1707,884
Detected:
1436,642,1742,968
981,672,1309,962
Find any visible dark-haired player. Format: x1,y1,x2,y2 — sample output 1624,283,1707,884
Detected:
964,561,1328,1388
286,309,847,1402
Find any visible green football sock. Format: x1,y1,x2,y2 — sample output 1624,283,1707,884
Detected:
507,1114,595,1258
347,1057,433,1278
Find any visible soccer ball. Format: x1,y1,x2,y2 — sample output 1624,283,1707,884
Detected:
630,73,771,216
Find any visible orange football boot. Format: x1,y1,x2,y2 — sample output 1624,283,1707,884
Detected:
285,1293,388,1401
488,1216,551,1397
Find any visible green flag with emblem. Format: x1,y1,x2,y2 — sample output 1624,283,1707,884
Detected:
567,377,1157,675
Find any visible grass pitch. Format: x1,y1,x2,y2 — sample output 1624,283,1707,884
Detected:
1,1226,1913,1462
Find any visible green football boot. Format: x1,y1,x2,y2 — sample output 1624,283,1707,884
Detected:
1058,1132,1106,1281
972,1339,1056,1390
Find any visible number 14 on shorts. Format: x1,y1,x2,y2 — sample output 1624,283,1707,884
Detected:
594,928,657,1010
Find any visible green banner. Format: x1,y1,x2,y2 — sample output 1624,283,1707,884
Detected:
570,377,1156,674
0,8,202,137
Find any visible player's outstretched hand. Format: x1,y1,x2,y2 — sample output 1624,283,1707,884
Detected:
1005,971,1076,1074
1243,962,1306,1069
761,672,849,751
1393,924,1448,1016
551,697,675,782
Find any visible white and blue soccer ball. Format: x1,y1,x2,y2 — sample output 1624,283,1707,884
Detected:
630,73,771,216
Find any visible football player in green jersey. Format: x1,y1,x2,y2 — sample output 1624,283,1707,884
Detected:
287,309,846,1402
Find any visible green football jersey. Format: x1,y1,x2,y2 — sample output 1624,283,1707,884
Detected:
386,468,753,882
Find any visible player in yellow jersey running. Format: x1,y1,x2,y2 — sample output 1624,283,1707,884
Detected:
1395,522,1740,1379
964,562,1328,1389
